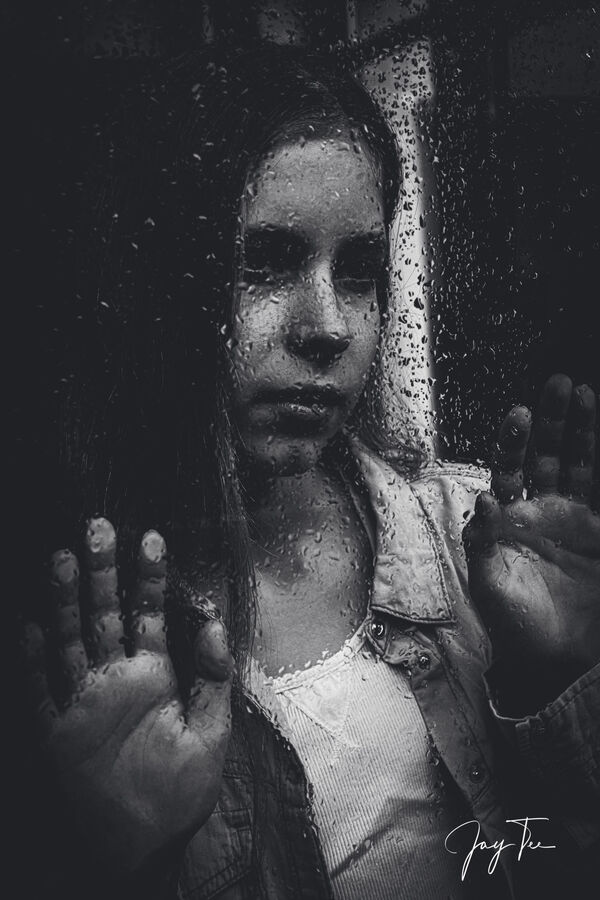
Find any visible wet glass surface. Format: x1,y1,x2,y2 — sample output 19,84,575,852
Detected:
7,3,599,897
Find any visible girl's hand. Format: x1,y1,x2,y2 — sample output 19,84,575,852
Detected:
464,374,600,708
23,519,233,876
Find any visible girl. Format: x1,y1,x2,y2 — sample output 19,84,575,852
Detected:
23,47,599,900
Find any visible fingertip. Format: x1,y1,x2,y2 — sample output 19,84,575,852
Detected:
476,493,502,532
546,372,572,392
137,530,167,584
498,406,531,442
140,530,167,563
573,383,596,414
85,517,117,569
475,490,499,515
473,491,502,548
50,550,79,586
542,373,573,412
194,619,234,682
511,405,532,425
86,517,116,552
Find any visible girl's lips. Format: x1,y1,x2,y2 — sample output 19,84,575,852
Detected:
252,387,344,436
266,403,335,436
271,399,330,421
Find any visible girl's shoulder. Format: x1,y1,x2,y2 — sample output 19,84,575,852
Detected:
407,461,490,544
352,437,489,506
352,440,490,551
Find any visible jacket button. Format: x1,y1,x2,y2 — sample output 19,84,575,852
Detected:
469,762,485,783
417,653,430,670
370,619,386,640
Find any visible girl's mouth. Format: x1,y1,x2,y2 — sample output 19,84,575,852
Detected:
253,386,344,435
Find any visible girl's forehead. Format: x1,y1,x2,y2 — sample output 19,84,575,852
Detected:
242,135,385,237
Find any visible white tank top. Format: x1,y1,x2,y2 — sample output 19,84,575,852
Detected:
251,625,467,900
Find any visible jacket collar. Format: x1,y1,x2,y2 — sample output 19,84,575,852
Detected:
351,439,455,625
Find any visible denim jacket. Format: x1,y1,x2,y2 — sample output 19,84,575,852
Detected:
177,442,600,900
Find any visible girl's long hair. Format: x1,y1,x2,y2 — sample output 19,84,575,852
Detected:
10,43,422,892
40,45,408,664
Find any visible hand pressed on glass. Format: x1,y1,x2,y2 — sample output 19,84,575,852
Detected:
464,374,599,709
23,518,233,876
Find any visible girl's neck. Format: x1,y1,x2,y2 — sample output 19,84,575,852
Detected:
242,454,373,676
245,462,342,555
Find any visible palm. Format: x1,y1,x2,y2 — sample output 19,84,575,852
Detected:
465,375,600,676
494,496,600,663
26,524,232,876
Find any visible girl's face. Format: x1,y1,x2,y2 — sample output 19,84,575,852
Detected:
231,132,386,474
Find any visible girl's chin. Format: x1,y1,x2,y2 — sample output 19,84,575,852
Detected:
241,434,327,477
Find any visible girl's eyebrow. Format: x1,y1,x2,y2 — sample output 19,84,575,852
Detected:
242,225,309,268
338,231,388,259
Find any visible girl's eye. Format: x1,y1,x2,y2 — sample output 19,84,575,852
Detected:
334,238,386,293
242,229,306,284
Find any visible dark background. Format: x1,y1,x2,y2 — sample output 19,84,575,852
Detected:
5,0,599,465
4,2,599,894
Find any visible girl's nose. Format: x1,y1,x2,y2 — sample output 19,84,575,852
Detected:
287,327,351,367
286,268,351,367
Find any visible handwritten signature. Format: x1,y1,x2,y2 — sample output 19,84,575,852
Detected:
445,817,556,880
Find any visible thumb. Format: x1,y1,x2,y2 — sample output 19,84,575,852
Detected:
187,619,234,734
463,491,506,593
194,619,235,682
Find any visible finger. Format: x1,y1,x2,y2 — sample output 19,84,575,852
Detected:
491,406,531,504
531,373,572,494
463,492,506,597
85,518,124,665
187,619,234,737
501,496,600,559
193,619,234,683
565,384,596,500
165,592,225,695
22,621,57,735
131,530,168,655
50,550,88,694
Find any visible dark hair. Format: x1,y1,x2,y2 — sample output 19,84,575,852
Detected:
41,45,403,658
